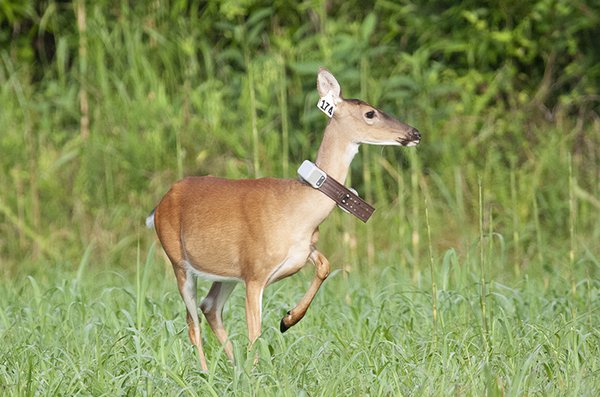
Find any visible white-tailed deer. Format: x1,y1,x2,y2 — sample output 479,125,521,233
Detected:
147,68,420,371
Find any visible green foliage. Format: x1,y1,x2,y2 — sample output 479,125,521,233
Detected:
0,249,599,395
1,1,598,270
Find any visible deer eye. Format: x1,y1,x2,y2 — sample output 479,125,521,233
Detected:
365,110,376,119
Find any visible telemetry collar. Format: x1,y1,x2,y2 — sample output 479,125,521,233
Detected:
297,160,375,223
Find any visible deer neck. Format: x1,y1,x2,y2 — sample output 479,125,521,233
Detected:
289,118,360,232
314,118,359,184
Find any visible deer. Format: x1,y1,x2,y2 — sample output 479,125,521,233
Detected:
146,68,420,371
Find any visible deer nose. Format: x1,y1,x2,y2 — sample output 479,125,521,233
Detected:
408,127,421,142
397,126,421,146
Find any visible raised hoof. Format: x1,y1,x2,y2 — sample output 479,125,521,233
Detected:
280,311,291,333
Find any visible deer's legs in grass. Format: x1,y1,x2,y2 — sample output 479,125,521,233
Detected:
175,266,209,371
280,250,330,333
200,281,237,362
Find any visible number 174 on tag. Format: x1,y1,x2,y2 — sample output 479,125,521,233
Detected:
317,93,336,118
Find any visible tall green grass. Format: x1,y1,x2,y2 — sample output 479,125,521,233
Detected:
1,1,598,275
0,240,598,395
1,1,600,395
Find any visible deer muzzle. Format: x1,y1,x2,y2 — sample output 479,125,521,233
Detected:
397,127,421,147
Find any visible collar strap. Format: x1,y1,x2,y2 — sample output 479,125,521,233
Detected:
297,160,375,223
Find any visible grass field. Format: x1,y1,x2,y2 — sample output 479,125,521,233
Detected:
1,238,599,395
2,194,599,395
1,1,600,396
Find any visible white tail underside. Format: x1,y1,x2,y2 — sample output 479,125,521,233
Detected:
145,210,155,229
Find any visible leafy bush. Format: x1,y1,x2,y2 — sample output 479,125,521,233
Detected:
0,0,599,271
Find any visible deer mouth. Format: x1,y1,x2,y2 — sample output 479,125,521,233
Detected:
397,128,421,146
398,139,420,147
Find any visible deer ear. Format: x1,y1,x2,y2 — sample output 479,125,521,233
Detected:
317,68,342,102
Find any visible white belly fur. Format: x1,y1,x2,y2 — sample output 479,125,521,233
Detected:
182,242,310,286
184,260,242,283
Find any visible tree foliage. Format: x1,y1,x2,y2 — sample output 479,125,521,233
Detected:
0,0,599,269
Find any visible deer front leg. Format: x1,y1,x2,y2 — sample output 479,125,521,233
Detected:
280,249,330,333
245,281,264,346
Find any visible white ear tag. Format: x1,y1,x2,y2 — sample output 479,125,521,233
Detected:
317,92,336,118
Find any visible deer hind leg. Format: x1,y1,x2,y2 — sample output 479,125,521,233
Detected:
200,281,237,362
280,249,330,333
174,265,209,371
